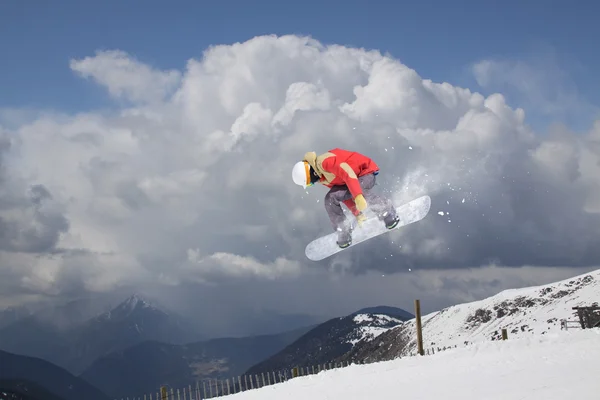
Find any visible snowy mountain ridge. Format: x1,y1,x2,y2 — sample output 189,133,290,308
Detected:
347,313,404,345
340,268,600,363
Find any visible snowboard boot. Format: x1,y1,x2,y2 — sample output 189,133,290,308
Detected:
384,213,400,230
336,225,353,248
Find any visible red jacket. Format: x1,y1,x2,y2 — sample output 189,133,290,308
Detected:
313,148,379,214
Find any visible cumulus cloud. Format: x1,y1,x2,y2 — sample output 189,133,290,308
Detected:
1,34,600,317
70,49,181,104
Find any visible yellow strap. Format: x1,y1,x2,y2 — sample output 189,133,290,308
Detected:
304,161,311,186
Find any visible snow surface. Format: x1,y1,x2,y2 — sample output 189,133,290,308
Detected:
225,329,600,399
347,326,390,345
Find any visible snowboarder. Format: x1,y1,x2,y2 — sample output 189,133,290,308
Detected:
292,148,400,248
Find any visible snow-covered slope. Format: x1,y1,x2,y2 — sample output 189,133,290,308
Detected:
405,268,600,351
225,329,600,400
340,268,600,363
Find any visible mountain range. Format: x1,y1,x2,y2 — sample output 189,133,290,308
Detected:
0,294,330,399
76,305,413,398
79,325,314,398
0,294,202,375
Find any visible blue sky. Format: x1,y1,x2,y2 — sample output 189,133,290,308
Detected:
1,0,599,131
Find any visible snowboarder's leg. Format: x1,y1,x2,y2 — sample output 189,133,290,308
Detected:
324,174,399,248
359,174,400,229
324,186,354,248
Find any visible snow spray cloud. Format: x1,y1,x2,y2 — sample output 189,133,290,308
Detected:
1,35,599,305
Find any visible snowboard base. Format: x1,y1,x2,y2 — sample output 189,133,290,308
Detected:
305,195,431,261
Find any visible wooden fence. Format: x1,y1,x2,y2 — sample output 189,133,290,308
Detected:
114,360,362,400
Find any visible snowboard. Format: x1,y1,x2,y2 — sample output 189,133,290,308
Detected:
305,195,431,261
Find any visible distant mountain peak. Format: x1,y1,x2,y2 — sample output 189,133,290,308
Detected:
121,294,150,311
352,305,414,321
98,293,166,322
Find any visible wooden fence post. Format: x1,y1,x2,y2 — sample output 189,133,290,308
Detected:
160,386,168,400
502,328,508,340
415,299,424,356
292,366,299,378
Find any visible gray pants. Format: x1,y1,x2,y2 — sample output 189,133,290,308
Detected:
324,173,397,232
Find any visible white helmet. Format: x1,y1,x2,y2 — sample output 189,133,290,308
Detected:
292,161,311,188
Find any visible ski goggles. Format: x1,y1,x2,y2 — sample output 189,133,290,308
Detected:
303,161,313,187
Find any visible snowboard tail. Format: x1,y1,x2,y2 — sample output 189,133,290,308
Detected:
305,195,431,261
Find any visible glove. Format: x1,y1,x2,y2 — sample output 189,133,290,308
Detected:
356,212,367,227
354,194,367,212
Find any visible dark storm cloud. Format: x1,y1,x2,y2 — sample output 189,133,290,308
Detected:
0,130,67,255
0,184,69,253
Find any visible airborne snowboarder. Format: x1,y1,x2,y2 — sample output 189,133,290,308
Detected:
292,148,400,248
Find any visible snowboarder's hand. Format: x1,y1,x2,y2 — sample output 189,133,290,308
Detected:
354,194,367,212
356,212,367,227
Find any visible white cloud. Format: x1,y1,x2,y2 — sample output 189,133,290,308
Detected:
1,34,599,316
182,249,302,283
70,49,181,104
272,81,331,127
